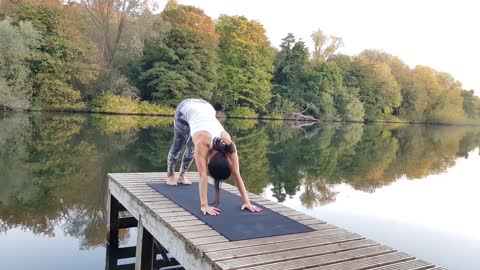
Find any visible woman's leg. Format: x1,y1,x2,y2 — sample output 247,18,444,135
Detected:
167,104,190,185
167,125,188,176
178,136,195,184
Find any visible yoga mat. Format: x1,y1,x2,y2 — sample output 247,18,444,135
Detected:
148,182,314,241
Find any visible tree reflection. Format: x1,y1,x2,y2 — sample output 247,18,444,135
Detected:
225,120,270,194
1,112,480,250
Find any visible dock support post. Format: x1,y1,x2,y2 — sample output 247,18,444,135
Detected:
106,194,120,270
135,217,154,270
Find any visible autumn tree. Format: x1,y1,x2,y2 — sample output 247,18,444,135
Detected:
0,19,39,110
9,4,98,109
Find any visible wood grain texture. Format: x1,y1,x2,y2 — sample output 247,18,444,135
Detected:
108,172,442,270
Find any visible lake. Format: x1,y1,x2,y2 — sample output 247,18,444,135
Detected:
0,112,479,269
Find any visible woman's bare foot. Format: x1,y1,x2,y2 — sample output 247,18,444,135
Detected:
178,173,192,185
167,173,177,186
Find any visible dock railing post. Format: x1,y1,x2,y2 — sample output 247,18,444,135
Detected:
106,193,120,270
135,216,154,270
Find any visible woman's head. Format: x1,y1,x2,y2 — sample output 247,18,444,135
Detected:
208,151,231,207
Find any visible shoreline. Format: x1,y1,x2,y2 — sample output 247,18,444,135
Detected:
2,108,480,127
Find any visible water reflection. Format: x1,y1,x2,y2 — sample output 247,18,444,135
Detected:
1,112,480,269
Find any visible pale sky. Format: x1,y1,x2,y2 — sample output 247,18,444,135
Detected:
156,0,479,96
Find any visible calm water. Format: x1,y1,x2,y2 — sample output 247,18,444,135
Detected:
1,112,479,269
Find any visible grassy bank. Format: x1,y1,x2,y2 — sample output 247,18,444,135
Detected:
3,93,479,126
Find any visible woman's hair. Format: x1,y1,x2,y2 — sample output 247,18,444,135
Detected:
208,139,236,207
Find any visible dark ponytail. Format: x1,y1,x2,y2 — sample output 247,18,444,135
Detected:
208,151,232,207
210,179,222,207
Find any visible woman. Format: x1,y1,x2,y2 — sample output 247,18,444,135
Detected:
167,99,262,216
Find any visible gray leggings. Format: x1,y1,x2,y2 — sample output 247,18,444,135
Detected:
167,100,198,174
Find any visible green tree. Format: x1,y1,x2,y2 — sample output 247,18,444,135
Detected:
215,15,275,113
271,34,309,113
11,4,98,109
357,50,413,118
304,62,344,119
350,56,402,121
130,1,218,105
0,19,39,110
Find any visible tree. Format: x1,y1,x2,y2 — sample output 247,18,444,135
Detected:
350,56,402,121
408,66,464,123
81,0,150,67
215,15,275,113
0,19,39,110
357,50,413,118
304,62,344,119
425,72,464,123
10,4,98,109
81,0,161,98
271,34,309,113
462,89,480,119
130,1,218,105
311,29,343,63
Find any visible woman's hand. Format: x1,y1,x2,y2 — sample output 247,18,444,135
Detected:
241,203,262,213
201,206,221,216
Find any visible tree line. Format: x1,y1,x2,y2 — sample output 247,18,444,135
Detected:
1,0,479,123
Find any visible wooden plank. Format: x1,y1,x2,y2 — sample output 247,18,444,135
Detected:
199,228,350,252
206,233,365,261
237,245,395,270
309,223,338,230
215,239,379,269
299,218,326,225
163,215,199,223
364,259,435,270
308,252,416,270
190,235,229,246
169,220,205,227
155,211,192,218
147,202,179,208
150,207,186,213
135,218,154,270
176,225,213,233
182,230,220,239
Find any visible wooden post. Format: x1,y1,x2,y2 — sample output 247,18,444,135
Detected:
135,216,154,270
106,194,120,270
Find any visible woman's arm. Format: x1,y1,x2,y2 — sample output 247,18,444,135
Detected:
194,137,221,216
227,144,262,213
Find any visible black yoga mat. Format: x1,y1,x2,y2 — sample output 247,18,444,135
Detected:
148,182,314,241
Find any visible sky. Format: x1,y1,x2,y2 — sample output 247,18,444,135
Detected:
156,0,479,96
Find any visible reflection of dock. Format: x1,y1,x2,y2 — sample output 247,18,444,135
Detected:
107,172,445,270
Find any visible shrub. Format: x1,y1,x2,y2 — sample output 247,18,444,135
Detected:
227,107,258,118
88,93,175,115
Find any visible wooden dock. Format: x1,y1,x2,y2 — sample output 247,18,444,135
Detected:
106,172,445,270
